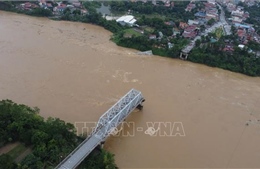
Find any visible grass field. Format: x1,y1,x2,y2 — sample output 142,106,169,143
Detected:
7,143,27,160
144,26,155,33
124,28,142,37
215,27,224,39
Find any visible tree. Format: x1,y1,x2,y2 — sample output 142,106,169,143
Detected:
195,39,201,47
0,154,17,169
207,18,215,26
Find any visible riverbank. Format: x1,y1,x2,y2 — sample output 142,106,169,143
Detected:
1,11,260,168
1,1,259,77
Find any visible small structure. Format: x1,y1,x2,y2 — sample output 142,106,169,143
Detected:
158,31,163,38
137,50,153,55
168,42,173,49
182,25,198,39
238,44,245,49
172,28,180,36
149,34,157,40
179,22,188,29
188,19,199,26
116,15,137,27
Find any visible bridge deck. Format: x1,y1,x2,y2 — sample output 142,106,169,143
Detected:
55,89,144,169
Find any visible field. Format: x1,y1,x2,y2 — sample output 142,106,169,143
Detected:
215,27,224,39
124,28,143,37
0,142,31,163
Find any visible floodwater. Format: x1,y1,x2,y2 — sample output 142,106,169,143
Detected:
0,11,260,168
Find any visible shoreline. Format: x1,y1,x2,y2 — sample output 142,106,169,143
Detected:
1,10,260,168
1,8,260,77
1,10,259,79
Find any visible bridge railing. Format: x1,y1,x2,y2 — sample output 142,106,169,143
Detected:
94,89,141,133
95,90,144,140
55,88,144,169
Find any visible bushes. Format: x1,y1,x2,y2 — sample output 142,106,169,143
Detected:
0,100,117,168
188,47,260,76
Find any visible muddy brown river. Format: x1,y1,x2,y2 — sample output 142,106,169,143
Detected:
1,11,260,168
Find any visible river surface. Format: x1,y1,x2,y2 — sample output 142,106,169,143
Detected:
1,11,260,168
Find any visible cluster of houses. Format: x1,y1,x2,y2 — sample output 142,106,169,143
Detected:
235,23,259,44
18,0,87,15
219,0,260,44
130,0,175,7
225,4,250,24
180,1,219,39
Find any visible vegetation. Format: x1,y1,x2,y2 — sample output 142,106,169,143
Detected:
189,35,260,76
7,143,27,160
0,2,52,17
207,18,215,26
27,8,52,17
214,27,224,39
124,28,142,37
243,2,260,34
0,1,259,76
0,154,17,169
0,100,117,169
109,1,196,21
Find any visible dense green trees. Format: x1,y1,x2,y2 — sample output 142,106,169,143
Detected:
79,149,118,169
27,8,52,17
1,1,259,77
0,154,17,169
188,42,260,76
207,18,215,26
0,100,117,168
109,1,194,21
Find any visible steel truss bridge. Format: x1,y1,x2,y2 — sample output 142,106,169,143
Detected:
55,89,145,169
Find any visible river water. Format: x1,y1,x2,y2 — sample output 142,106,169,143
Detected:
0,11,260,168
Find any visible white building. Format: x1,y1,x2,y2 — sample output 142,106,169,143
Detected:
188,19,199,25
116,15,137,26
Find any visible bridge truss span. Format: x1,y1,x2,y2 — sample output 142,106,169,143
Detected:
55,88,144,169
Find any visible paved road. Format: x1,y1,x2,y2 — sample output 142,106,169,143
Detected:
182,3,231,54
217,3,231,35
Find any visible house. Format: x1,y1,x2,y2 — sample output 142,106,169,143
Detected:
204,2,216,9
182,25,198,39
116,15,137,26
238,44,245,49
185,3,196,12
206,12,219,21
72,2,81,8
20,2,38,10
158,31,163,38
171,2,174,7
54,4,67,13
223,45,234,52
179,22,188,29
188,19,199,26
232,9,244,18
172,28,180,36
81,9,88,15
168,42,173,49
195,11,206,18
149,34,157,40
232,16,243,23
210,38,218,43
164,21,175,26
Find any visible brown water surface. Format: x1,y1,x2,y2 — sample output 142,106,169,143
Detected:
0,11,260,168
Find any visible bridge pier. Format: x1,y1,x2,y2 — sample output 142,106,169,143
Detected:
137,99,145,110
180,52,188,60
55,89,145,169
137,104,143,110
96,140,106,152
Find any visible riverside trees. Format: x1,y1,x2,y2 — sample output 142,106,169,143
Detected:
0,100,117,169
